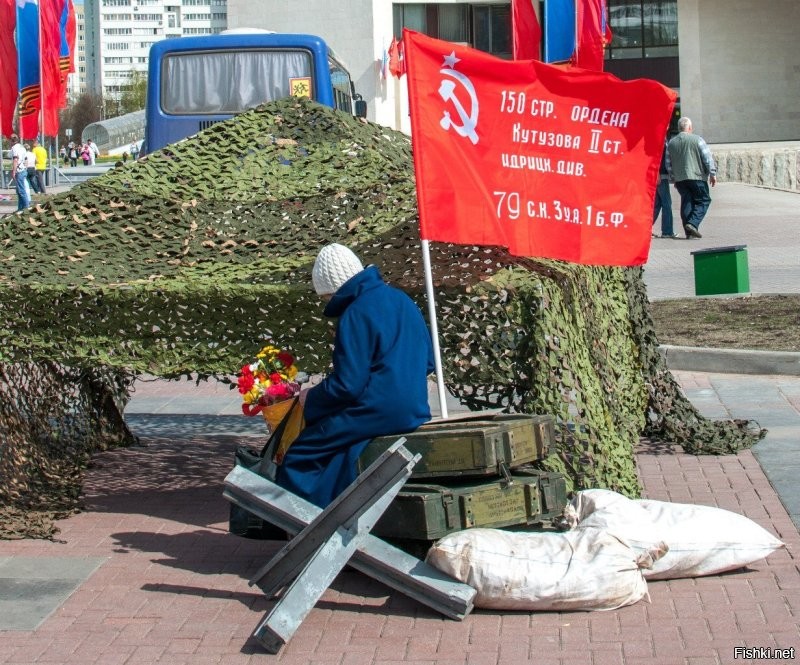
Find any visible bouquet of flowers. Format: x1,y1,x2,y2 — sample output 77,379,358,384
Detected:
238,344,302,422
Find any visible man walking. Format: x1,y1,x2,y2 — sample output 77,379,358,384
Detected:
667,117,716,239
25,143,40,194
32,139,48,194
10,134,31,211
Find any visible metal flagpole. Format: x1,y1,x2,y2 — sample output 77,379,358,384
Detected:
0,132,6,189
38,0,44,143
404,35,448,420
420,238,449,420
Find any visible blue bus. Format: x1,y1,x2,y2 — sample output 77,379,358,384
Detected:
143,30,366,154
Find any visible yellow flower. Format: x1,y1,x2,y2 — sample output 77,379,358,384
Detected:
287,365,298,379
243,387,261,404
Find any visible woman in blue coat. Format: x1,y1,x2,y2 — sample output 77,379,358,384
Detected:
275,243,435,507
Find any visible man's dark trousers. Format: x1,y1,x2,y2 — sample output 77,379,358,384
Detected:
674,179,711,229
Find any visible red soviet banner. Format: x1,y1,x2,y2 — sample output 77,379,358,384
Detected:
404,29,677,266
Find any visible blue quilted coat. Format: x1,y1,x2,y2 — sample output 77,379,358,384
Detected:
275,265,434,507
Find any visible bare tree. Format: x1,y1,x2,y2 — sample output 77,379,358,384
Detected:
58,91,103,145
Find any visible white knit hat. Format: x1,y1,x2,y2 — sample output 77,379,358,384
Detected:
312,243,364,295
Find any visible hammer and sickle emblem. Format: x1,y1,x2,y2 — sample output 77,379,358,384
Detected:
439,69,480,145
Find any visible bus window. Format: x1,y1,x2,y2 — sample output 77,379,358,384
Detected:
329,57,354,114
162,49,315,115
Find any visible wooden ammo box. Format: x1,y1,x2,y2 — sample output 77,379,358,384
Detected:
371,468,568,541
358,413,555,480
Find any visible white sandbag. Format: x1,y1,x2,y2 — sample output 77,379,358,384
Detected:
569,489,670,560
636,499,785,580
425,527,654,611
571,488,642,521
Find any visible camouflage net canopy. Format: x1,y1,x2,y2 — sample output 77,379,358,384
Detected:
0,98,764,539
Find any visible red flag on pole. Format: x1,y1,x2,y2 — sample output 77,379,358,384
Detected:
388,36,406,78
573,0,612,71
512,0,542,60
42,0,66,136
0,0,18,136
403,29,676,267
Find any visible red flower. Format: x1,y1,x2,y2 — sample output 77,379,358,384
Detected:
237,366,255,394
270,372,283,384
266,382,295,402
277,351,294,368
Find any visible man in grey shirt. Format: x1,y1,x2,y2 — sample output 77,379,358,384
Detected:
667,117,716,239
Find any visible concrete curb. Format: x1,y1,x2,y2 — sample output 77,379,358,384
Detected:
660,344,800,376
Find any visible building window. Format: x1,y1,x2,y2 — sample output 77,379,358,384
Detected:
472,4,511,57
607,0,678,59
392,2,510,57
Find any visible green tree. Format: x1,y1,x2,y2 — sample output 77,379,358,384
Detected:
118,71,147,115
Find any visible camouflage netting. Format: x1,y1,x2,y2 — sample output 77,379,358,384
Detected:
0,98,764,539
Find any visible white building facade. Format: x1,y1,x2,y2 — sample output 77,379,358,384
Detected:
66,2,86,100
82,0,228,102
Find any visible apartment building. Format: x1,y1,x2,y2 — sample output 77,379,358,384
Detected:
82,0,228,103
65,2,86,100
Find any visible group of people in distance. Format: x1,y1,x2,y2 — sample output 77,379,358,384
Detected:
9,135,102,211
8,136,145,211
653,116,717,240
60,139,99,168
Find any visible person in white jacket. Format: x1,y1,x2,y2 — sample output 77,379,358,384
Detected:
87,139,99,165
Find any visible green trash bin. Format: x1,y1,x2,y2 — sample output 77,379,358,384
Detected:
691,245,750,296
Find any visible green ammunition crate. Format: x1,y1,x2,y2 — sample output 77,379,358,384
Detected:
359,413,555,479
518,467,569,521
441,413,554,460
372,469,568,541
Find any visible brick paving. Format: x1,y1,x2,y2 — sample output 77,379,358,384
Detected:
1,372,799,664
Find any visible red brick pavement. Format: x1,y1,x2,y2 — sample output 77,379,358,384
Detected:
1,414,798,664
